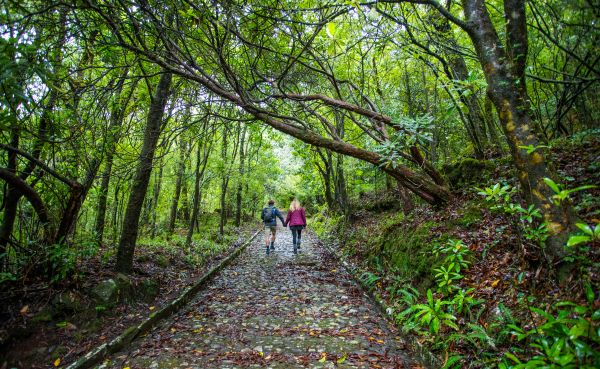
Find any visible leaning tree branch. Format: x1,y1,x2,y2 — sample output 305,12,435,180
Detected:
0,167,52,237
0,144,78,187
270,93,411,135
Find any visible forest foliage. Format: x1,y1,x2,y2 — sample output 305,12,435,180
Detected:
1,0,599,366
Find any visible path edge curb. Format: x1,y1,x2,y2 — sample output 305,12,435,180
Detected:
66,229,261,369
322,242,441,369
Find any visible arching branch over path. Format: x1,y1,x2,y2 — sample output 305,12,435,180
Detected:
78,1,451,206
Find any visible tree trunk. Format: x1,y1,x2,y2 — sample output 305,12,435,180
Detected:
397,180,415,216
0,168,52,239
186,145,203,247
315,149,335,211
431,77,440,165
150,159,164,239
116,70,173,274
0,21,52,261
168,135,187,237
220,128,229,235
0,68,59,256
337,155,350,218
0,132,20,266
404,66,414,119
55,183,85,244
140,195,153,230
463,0,580,258
235,126,247,227
94,159,114,245
93,74,132,245
323,163,334,211
430,11,487,155
385,174,394,197
181,181,190,225
484,89,503,150
110,181,121,245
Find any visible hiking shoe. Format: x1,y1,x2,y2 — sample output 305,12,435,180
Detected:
266,246,270,255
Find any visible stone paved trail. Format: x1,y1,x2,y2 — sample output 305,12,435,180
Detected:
99,220,423,368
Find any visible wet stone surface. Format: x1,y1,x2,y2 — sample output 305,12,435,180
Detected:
98,222,423,368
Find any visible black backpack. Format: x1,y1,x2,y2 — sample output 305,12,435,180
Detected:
262,207,276,223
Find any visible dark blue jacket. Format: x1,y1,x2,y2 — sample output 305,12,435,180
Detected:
261,205,285,227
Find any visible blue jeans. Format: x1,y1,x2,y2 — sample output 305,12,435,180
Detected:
291,227,302,245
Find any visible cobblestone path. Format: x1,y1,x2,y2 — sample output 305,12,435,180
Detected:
99,221,423,368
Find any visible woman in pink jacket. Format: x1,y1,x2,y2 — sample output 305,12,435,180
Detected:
284,199,307,254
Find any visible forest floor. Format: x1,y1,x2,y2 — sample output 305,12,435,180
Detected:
0,224,257,368
315,136,600,367
96,220,423,369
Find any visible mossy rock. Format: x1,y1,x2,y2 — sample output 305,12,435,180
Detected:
448,202,484,229
24,347,45,363
32,306,54,323
50,345,67,360
90,279,119,308
375,220,443,293
137,277,160,303
135,254,148,262
73,332,85,342
555,262,573,283
155,255,170,268
51,292,74,316
445,158,497,188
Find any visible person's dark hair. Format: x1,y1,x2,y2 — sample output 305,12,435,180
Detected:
268,199,275,205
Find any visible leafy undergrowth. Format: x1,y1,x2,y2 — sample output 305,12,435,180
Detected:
0,223,258,368
313,137,600,368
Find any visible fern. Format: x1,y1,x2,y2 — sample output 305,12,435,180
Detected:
398,287,420,306
467,323,496,350
360,272,382,291
441,354,464,369
473,304,486,324
445,332,480,350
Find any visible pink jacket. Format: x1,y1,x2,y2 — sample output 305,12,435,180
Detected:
284,207,307,227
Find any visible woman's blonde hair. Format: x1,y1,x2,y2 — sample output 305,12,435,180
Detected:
289,198,301,212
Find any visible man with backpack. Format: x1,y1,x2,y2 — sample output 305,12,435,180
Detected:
261,199,285,254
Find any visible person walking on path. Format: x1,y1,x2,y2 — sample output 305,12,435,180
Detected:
283,199,307,254
261,199,285,254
